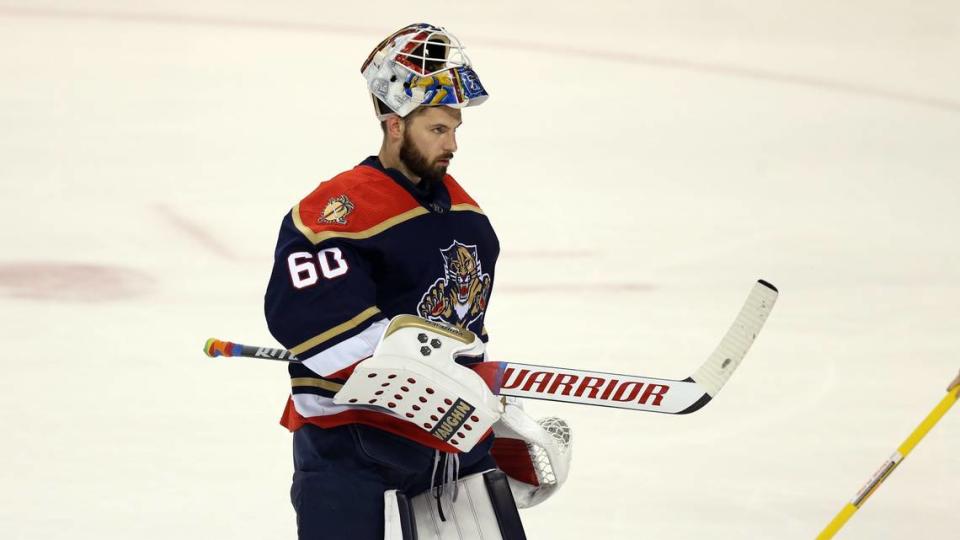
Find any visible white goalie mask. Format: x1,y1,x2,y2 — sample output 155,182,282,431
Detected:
361,23,489,120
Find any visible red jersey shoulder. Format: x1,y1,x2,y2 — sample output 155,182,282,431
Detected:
296,164,421,235
443,175,482,210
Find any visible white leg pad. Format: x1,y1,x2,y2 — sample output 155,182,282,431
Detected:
384,489,406,540
385,489,418,540
408,469,522,540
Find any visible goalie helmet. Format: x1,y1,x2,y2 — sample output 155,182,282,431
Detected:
361,23,489,120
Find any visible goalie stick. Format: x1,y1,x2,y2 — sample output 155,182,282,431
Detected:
203,279,778,415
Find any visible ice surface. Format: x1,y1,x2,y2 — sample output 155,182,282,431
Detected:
1,1,958,538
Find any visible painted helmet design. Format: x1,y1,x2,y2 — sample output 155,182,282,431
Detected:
361,23,488,120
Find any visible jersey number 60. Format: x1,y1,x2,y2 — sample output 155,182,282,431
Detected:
287,248,349,289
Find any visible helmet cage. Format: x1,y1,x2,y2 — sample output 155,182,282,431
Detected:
393,30,470,77
362,23,488,120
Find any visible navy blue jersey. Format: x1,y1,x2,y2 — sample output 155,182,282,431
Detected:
265,157,499,451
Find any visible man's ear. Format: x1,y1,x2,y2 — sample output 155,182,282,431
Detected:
385,115,404,140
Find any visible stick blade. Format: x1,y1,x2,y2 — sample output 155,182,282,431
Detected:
691,279,778,397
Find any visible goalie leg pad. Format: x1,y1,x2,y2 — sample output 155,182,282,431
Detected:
384,490,417,540
484,470,527,540
402,469,527,540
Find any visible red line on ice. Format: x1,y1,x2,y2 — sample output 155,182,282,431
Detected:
2,6,958,113
152,203,240,261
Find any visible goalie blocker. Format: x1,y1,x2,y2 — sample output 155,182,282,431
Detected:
331,316,503,452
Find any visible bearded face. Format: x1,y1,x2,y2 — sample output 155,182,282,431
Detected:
399,127,452,184
395,106,460,184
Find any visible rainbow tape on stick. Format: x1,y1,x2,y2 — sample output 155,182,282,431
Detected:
204,338,239,358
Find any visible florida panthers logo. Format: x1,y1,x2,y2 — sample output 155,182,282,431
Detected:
318,195,355,225
417,241,492,330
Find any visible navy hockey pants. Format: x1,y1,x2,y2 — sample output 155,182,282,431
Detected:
291,424,496,540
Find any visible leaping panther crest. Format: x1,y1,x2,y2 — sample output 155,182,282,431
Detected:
417,241,491,330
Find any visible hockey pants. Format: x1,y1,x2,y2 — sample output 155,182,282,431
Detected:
291,423,496,540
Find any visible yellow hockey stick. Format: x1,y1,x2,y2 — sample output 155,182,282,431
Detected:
816,371,960,539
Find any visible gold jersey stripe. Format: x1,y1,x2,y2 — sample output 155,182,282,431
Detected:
290,377,344,392
292,204,429,245
289,306,382,355
450,203,484,214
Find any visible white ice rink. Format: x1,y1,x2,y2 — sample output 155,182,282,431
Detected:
1,1,958,538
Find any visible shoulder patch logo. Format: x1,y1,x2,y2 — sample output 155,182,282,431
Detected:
318,195,355,225
417,241,492,330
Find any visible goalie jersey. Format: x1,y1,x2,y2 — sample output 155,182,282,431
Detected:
265,156,499,452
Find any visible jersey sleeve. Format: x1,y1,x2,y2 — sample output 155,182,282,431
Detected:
264,210,387,377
